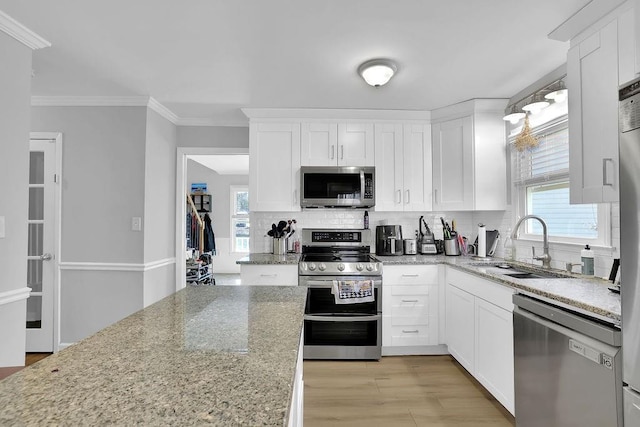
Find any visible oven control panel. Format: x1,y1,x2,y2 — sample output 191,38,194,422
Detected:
312,231,361,242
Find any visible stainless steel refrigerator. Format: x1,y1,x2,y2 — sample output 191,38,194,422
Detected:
619,76,640,426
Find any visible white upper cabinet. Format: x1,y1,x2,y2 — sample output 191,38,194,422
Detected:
431,100,507,211
249,122,301,212
374,123,432,211
568,18,620,203
301,122,374,166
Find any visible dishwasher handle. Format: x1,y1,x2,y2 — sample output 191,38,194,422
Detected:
513,294,621,346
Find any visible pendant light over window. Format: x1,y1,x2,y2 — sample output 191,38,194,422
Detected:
503,105,526,124
358,59,397,87
522,93,550,115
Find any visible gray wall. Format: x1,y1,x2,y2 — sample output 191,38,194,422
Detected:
31,106,147,263
0,32,33,366
177,126,249,148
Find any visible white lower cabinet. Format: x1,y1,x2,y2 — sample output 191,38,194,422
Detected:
240,265,298,286
445,267,515,415
382,265,444,355
288,329,304,427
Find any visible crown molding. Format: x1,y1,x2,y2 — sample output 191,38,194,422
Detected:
0,10,50,50
548,0,627,42
176,117,249,127
241,108,431,121
147,97,179,124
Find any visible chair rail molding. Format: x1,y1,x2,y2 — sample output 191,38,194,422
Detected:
58,258,176,272
0,287,31,307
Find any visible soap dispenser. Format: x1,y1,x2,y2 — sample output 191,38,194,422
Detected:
581,244,594,275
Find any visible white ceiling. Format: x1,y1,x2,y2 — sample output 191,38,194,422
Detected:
188,155,249,175
1,0,592,125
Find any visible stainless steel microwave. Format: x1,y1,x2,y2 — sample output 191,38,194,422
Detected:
300,166,375,208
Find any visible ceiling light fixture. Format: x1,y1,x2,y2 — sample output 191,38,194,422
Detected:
358,59,397,87
522,93,550,115
503,105,526,124
544,80,568,103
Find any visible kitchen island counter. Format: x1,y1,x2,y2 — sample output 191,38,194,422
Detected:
0,285,307,426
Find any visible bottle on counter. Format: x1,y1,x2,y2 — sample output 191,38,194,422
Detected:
503,228,515,261
364,210,369,229
581,244,595,275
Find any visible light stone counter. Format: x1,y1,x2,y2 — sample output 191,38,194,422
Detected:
0,285,307,426
237,253,300,265
375,254,621,325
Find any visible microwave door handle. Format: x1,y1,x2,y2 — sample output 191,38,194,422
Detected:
360,170,365,200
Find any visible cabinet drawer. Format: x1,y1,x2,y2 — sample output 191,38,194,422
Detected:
384,265,439,284
389,284,430,296
388,324,434,346
389,294,430,322
240,265,298,286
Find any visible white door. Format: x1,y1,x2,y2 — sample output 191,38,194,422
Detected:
26,139,56,352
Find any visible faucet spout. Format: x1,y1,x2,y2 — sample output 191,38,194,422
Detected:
511,215,551,268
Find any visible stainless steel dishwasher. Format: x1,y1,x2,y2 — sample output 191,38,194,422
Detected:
513,294,623,427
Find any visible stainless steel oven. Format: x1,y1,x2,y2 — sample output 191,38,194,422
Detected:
298,229,382,360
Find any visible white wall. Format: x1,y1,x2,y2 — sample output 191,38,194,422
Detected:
186,159,248,273
0,31,33,366
177,126,248,149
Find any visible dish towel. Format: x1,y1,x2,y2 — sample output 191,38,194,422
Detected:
331,280,374,304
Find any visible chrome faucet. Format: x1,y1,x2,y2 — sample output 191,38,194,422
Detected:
511,215,551,269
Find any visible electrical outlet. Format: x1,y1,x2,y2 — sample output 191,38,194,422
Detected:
131,217,142,231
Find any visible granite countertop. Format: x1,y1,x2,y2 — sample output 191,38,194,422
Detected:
375,253,621,325
0,286,307,426
237,253,300,265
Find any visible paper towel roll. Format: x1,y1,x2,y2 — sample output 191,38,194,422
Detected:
477,224,486,258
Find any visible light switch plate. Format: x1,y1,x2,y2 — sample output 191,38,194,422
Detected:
131,217,142,232
0,216,4,238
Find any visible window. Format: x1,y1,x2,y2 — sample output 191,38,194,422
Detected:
511,108,609,246
230,186,249,252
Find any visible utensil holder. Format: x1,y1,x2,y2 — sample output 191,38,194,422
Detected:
273,238,286,255
444,238,460,256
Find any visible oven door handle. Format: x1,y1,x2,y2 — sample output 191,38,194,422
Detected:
304,314,381,322
302,279,382,287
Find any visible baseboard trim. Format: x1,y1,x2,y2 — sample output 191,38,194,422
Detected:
0,287,31,307
381,344,449,357
59,258,175,272
57,342,74,351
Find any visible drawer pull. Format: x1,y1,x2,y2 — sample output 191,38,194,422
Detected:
401,299,419,303
260,274,278,277
402,329,419,334
402,274,419,277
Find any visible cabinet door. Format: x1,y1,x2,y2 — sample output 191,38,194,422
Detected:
475,298,514,415
432,117,473,210
374,123,404,211
403,124,433,211
568,19,619,203
301,122,337,166
445,283,475,373
250,123,301,211
337,123,374,166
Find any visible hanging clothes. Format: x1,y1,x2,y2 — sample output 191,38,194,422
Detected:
203,213,216,255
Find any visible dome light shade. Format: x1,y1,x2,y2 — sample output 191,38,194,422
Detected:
503,105,525,124
545,88,568,103
522,94,549,115
358,59,397,87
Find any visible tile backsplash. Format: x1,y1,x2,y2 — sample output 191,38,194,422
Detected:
251,204,620,279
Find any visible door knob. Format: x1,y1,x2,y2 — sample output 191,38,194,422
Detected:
40,253,52,261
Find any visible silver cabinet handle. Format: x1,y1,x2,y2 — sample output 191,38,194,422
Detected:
402,330,419,334
293,189,297,204
40,253,52,261
603,158,614,186
434,189,438,204
341,145,344,160
331,145,335,160
405,190,410,204
396,190,402,204
401,299,419,303
402,274,419,277
260,274,278,277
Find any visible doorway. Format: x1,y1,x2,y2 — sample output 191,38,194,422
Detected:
26,132,62,352
175,148,249,290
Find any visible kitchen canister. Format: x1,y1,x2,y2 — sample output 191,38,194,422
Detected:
403,239,417,255
444,238,460,256
273,237,286,255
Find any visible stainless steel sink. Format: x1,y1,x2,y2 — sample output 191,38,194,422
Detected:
471,262,575,279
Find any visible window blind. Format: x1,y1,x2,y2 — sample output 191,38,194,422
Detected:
511,117,569,186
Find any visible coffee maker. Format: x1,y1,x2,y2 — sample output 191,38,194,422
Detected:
376,225,403,256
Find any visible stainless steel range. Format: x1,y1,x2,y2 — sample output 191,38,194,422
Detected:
298,228,382,360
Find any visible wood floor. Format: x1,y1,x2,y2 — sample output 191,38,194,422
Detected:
0,353,52,381
304,355,515,427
